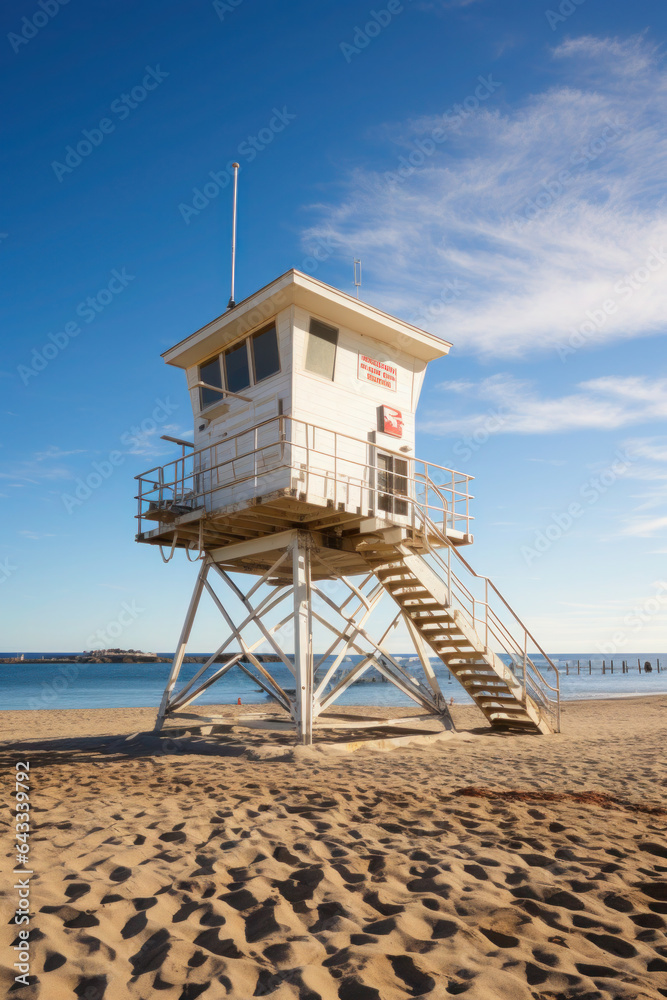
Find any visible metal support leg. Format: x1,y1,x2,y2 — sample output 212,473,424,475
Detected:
154,559,209,732
293,532,313,745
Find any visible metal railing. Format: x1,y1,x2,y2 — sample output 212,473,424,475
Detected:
135,415,474,538
135,416,558,730
412,497,560,731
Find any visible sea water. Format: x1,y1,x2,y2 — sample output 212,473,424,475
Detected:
0,653,666,711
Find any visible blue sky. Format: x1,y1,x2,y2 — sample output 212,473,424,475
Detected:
1,0,666,654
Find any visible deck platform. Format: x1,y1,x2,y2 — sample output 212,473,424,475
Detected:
136,488,473,579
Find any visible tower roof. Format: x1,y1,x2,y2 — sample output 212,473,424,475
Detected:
162,269,452,369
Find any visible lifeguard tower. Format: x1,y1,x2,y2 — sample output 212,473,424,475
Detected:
136,268,560,742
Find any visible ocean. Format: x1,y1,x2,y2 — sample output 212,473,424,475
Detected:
1,653,666,712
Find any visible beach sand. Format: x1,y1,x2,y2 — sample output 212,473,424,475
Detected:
1,697,666,999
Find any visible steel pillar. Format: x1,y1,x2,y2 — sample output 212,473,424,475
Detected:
292,532,313,745
153,537,453,743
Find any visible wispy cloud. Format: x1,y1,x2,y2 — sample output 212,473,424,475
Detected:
33,446,86,462
0,446,84,486
305,34,667,358
421,374,667,435
619,436,667,538
123,423,192,458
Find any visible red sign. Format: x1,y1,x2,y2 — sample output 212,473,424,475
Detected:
381,405,403,438
358,353,397,391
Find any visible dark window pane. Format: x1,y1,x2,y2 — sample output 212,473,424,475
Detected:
393,458,409,516
224,341,251,394
252,326,280,383
376,454,409,516
199,357,222,409
305,318,338,380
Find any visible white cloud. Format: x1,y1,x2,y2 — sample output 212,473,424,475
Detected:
619,436,667,538
124,424,193,458
420,374,667,436
0,446,85,487
305,35,667,357
622,515,667,538
33,446,86,462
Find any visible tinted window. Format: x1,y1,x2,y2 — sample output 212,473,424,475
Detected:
224,341,251,393
305,319,338,380
252,325,280,383
199,357,223,409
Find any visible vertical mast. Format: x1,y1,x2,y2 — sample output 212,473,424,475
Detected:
228,162,240,309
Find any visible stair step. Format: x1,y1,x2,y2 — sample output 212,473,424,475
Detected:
477,694,525,711
385,584,427,594
457,673,501,682
418,624,461,632
360,546,556,736
485,706,530,716
464,680,508,690
411,616,456,624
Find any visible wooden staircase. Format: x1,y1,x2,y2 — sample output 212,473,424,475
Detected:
358,536,554,734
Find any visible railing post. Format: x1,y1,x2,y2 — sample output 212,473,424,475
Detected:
485,578,489,649
522,632,528,701
334,428,337,507
447,543,451,602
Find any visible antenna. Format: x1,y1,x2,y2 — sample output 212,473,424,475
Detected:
228,162,240,309
353,257,362,298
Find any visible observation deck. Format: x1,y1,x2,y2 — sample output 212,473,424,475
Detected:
136,416,474,579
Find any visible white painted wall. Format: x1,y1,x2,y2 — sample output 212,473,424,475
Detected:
180,303,432,518
290,306,427,517
184,306,294,509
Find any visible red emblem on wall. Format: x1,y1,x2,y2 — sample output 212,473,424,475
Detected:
381,405,403,438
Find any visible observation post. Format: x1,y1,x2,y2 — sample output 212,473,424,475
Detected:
136,269,559,743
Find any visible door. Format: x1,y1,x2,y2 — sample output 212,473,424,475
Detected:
377,453,408,517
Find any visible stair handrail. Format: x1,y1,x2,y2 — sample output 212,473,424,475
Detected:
414,480,560,729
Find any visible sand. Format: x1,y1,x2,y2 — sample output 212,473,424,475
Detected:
1,697,666,999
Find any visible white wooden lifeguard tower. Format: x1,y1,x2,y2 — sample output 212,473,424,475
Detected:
136,268,560,742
